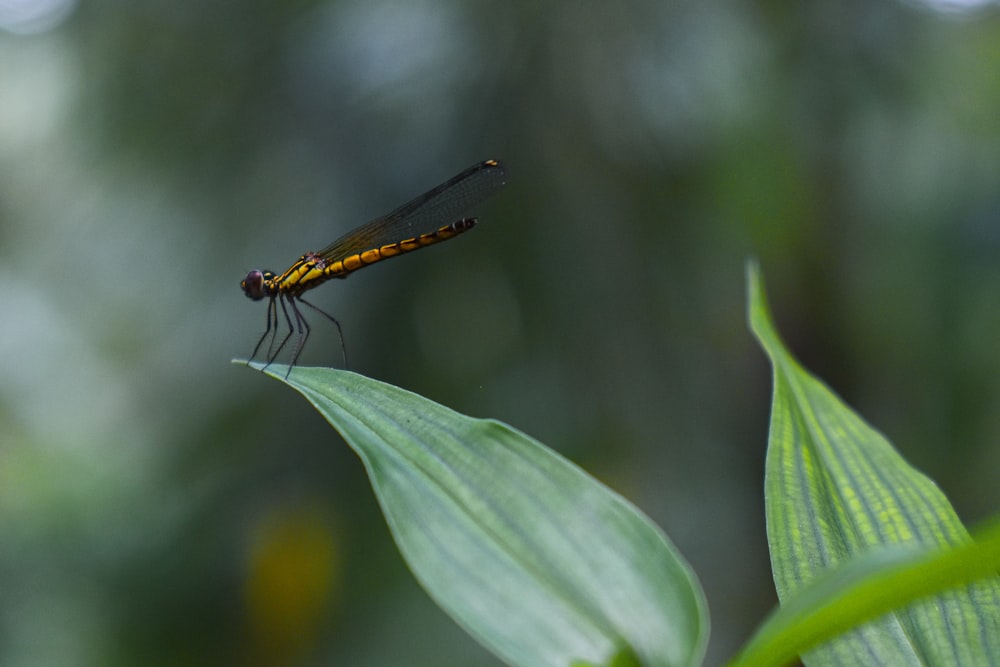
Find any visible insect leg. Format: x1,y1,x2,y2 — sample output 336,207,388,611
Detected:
298,296,348,369
286,297,312,378
263,294,296,370
249,296,278,365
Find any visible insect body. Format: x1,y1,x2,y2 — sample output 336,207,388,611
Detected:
241,159,507,373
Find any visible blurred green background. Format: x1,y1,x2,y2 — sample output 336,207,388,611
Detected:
2,0,999,665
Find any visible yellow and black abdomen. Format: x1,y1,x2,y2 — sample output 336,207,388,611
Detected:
322,218,477,280
271,218,478,297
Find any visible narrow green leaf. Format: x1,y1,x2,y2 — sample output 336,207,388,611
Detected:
730,519,1000,667
744,262,1000,666
242,362,709,667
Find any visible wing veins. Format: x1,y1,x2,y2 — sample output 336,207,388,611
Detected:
317,160,506,261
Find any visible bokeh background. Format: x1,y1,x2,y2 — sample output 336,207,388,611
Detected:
3,0,1000,665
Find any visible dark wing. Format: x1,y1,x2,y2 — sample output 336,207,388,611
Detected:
317,160,507,261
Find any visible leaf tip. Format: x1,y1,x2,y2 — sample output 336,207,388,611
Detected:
745,259,769,336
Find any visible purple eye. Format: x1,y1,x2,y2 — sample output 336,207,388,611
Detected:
241,270,266,300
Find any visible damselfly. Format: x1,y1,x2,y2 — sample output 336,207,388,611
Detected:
241,159,507,373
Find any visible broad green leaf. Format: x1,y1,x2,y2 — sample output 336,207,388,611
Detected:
730,519,1000,667
241,362,709,667
745,263,1000,666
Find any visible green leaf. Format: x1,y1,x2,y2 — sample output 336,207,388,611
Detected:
730,519,1000,667
742,262,1000,666
241,362,709,667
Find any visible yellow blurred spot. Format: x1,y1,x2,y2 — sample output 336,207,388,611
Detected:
243,504,339,666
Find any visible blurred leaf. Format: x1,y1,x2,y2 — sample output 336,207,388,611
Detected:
240,362,709,667
742,262,1000,666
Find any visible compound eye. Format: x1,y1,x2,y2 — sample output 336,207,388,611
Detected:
241,270,266,300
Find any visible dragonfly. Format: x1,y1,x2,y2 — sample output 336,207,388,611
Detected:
241,159,507,374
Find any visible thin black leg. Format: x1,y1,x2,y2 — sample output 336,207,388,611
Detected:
249,297,278,365
286,298,312,378
299,296,348,369
263,294,296,370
